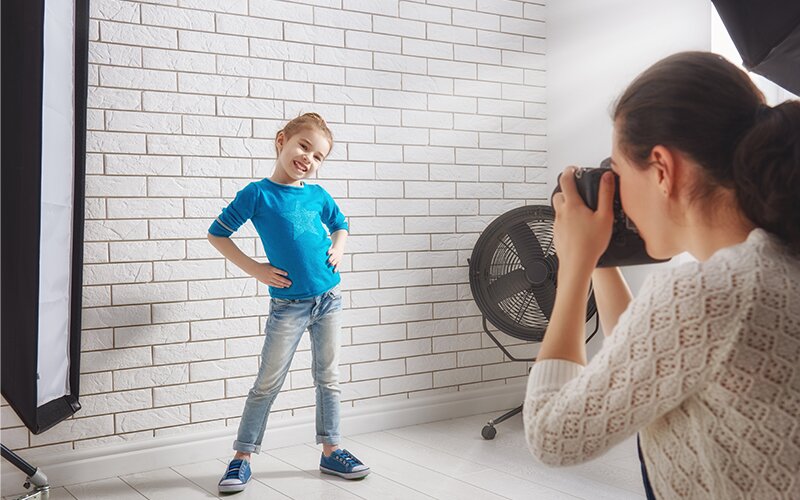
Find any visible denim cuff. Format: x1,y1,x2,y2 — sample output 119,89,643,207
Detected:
233,440,262,454
316,434,340,446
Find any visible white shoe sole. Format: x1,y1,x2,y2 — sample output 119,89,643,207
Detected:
218,481,249,493
320,466,370,479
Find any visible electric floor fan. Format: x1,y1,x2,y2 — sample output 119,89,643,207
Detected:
468,205,598,439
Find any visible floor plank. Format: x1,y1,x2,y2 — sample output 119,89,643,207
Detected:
171,459,290,499
64,478,146,500
269,443,435,500
119,467,217,500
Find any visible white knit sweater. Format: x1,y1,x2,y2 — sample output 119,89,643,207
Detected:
523,229,800,499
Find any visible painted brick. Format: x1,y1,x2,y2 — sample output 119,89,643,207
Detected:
153,380,224,406
114,365,189,391
112,282,187,306
407,352,457,374
351,359,406,381
190,357,259,382
142,4,215,30
250,39,314,62
216,13,282,39
143,47,215,72
179,30,248,56
181,0,246,14
90,42,142,67
82,346,152,373
116,405,190,433
115,323,190,347
380,373,432,395
142,91,215,115
91,0,140,23
88,87,142,111
152,299,224,323
100,21,177,49
109,240,186,262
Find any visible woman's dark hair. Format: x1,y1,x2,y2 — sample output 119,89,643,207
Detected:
613,51,800,254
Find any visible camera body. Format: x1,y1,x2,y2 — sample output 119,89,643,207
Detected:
551,158,669,267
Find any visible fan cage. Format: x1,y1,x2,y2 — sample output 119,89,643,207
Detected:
490,220,555,330
469,205,596,343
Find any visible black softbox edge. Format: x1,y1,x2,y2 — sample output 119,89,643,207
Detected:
751,23,800,96
1,0,88,436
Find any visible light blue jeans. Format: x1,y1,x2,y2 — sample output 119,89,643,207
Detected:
234,285,342,453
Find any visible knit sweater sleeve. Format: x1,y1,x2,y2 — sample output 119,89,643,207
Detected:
522,262,740,466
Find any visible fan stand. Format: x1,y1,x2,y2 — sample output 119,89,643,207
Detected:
480,315,599,440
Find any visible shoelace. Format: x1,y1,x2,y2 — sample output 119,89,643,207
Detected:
225,460,245,479
334,450,362,466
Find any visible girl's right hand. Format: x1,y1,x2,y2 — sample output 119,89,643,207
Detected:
252,263,292,288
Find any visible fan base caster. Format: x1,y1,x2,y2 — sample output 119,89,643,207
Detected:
481,424,497,440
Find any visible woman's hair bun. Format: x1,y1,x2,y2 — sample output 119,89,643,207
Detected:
733,100,800,254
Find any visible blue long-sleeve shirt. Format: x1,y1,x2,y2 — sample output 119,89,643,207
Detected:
208,178,348,299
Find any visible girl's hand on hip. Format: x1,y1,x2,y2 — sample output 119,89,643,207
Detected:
551,167,615,275
253,263,292,288
327,245,343,272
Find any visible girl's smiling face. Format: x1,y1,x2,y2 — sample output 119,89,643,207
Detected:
273,127,331,186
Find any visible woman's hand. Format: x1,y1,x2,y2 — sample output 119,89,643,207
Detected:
551,167,615,275
327,245,344,272
251,263,292,288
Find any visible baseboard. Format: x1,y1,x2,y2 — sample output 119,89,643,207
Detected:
1,381,526,496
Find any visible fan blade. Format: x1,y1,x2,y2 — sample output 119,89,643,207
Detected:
488,269,530,303
545,253,559,274
506,222,544,269
531,279,556,321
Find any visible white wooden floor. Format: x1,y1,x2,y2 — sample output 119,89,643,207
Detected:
5,411,646,500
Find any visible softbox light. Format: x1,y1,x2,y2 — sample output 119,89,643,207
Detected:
711,0,800,95
2,0,89,434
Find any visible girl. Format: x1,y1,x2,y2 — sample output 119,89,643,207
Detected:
208,113,369,493
524,52,800,499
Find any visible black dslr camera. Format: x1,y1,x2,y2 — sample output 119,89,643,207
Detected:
551,158,669,267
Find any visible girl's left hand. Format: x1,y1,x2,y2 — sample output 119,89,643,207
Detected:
551,167,615,275
327,245,344,272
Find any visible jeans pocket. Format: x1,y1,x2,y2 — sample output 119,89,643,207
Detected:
270,297,293,313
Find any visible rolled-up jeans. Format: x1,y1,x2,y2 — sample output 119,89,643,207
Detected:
233,285,342,453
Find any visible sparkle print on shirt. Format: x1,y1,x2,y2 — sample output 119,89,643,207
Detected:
280,200,320,240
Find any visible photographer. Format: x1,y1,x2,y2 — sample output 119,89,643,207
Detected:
523,51,800,499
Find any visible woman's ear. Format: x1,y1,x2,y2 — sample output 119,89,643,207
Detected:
649,145,676,197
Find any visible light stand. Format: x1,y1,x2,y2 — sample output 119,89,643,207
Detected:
1,445,50,500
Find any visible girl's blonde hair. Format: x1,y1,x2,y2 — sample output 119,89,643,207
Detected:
274,112,333,156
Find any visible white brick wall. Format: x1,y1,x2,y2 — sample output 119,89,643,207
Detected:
4,0,546,454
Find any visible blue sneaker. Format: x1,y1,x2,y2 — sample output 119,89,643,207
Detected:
320,449,370,479
218,458,251,493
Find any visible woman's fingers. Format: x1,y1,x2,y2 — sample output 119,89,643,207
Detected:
596,171,615,218
552,192,566,212
558,166,580,201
